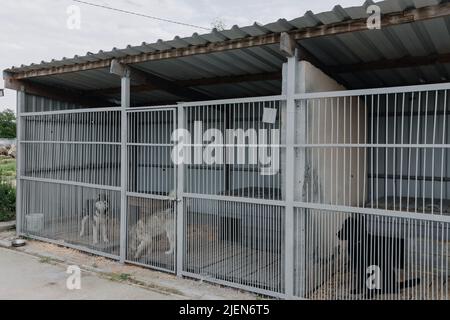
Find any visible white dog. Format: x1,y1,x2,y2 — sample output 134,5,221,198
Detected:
80,194,110,245
130,190,176,259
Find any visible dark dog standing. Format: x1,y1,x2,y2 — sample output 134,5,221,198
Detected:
337,216,420,297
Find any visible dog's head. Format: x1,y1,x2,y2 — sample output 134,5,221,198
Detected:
337,216,367,241
95,193,110,212
96,193,109,202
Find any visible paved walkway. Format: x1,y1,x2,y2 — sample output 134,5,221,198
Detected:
0,248,177,300
0,230,257,300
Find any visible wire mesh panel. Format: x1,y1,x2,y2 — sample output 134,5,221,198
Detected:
21,110,121,187
183,99,283,200
183,197,285,296
293,85,450,300
180,98,286,296
20,179,121,257
21,95,86,113
18,95,122,258
127,108,176,195
294,88,450,215
126,108,177,272
294,208,450,300
127,196,176,272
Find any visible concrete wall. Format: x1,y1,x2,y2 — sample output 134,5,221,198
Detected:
292,60,367,295
298,61,366,206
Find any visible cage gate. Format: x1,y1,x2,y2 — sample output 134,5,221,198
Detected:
125,107,178,273
178,98,286,297
18,99,122,259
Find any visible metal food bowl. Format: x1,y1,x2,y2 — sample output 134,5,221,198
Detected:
11,239,26,247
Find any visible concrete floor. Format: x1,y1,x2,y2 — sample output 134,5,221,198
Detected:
0,248,177,300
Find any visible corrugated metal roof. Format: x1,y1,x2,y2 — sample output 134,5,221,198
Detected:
5,0,447,74
4,0,450,105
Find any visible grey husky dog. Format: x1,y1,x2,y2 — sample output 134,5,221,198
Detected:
130,190,176,259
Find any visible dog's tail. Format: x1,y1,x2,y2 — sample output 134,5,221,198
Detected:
400,278,421,290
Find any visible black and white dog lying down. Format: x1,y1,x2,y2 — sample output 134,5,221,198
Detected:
337,216,420,296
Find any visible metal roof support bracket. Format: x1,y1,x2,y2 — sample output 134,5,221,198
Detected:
280,32,297,58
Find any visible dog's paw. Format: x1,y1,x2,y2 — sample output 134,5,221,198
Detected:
165,249,174,255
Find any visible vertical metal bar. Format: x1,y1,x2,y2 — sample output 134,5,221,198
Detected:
284,52,298,298
176,104,185,276
119,73,130,263
431,91,439,214
441,91,447,214
16,90,25,236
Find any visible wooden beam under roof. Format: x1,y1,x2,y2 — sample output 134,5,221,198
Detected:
3,76,111,107
91,71,282,95
5,2,450,80
109,59,210,100
328,52,450,74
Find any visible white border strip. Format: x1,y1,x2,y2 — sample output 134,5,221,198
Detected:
19,176,121,191
294,83,450,99
19,106,120,117
126,192,175,201
183,192,286,207
293,202,450,223
180,95,286,107
21,141,121,145
293,143,450,148
126,106,178,112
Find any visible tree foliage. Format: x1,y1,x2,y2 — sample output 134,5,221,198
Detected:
0,109,16,138
211,18,226,31
0,182,15,221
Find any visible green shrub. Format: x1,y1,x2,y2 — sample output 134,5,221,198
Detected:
0,109,16,139
0,182,15,222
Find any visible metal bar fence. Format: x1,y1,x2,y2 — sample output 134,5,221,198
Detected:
183,196,285,296
294,207,450,300
125,107,177,272
18,96,122,258
16,82,450,299
293,85,450,299
178,98,286,295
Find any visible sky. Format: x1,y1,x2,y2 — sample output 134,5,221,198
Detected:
0,0,365,112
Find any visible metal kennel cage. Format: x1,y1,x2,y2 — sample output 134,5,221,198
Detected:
292,85,450,299
15,82,450,299
7,0,450,299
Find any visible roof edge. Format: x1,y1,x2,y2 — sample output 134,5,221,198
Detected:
4,1,450,81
